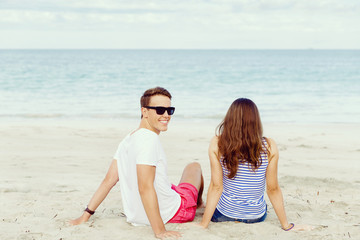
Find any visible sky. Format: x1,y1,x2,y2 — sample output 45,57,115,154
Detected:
0,0,359,49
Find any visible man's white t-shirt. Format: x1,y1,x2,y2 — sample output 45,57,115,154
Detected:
114,128,181,225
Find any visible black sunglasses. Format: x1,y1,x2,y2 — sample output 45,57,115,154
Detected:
145,106,175,115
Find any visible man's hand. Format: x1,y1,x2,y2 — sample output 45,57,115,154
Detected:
69,213,90,225
155,230,182,239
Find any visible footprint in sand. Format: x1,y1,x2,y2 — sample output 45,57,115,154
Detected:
288,137,303,142
297,144,313,148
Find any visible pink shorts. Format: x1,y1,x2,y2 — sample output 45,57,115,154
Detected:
168,183,198,223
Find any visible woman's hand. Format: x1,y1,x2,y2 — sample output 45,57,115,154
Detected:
284,223,314,231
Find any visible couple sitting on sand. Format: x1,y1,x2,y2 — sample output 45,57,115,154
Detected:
70,87,306,239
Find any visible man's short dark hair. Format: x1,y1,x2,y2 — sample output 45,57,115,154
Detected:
140,87,172,108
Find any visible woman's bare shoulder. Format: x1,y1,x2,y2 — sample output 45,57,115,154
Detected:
209,135,220,156
266,137,276,148
265,137,279,159
210,135,219,144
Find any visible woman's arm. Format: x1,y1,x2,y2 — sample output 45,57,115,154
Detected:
70,159,119,225
199,136,223,228
265,138,291,230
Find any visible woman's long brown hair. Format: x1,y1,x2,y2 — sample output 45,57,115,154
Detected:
217,98,268,179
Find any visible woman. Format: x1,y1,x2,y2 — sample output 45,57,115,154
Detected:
199,98,297,231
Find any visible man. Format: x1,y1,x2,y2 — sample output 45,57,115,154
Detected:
70,87,204,239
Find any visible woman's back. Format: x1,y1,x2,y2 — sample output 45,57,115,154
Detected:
217,138,268,219
200,98,302,231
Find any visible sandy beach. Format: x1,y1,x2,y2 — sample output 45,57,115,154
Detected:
1,119,359,240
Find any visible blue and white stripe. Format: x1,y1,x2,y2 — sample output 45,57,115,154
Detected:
217,139,268,219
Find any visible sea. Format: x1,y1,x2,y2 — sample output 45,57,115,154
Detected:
1,49,359,123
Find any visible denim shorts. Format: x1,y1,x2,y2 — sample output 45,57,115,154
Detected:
211,206,267,223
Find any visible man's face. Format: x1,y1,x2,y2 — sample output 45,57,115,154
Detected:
142,95,172,134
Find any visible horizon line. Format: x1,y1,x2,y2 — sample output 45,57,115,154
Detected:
1,48,360,51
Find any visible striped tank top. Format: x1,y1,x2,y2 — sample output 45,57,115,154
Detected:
216,138,268,219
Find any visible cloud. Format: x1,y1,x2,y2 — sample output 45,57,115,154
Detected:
0,0,359,48
0,0,177,14
1,0,359,13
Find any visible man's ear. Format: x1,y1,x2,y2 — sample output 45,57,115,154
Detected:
141,107,148,118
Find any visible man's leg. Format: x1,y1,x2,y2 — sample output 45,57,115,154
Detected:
179,162,204,207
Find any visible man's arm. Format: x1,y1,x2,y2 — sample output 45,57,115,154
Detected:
70,159,119,225
137,164,181,239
